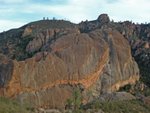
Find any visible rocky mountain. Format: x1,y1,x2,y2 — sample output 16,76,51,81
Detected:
0,14,149,109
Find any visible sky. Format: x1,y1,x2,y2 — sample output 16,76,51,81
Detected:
0,0,150,32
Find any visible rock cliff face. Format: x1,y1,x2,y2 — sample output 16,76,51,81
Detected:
112,22,150,87
0,15,140,108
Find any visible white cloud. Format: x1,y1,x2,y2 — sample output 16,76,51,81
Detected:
0,8,15,13
26,0,106,22
0,0,26,3
26,0,150,23
0,0,150,31
104,0,150,23
0,20,25,32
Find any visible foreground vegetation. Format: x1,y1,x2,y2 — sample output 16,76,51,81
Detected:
86,99,150,113
0,97,34,113
66,97,150,113
1,91,150,113
65,87,150,113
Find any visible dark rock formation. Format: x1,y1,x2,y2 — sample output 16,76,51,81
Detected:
79,14,110,33
97,14,110,24
0,14,141,109
0,54,13,87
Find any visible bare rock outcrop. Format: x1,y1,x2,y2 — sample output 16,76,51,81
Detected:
0,15,140,109
97,14,110,24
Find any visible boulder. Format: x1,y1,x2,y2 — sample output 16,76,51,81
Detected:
97,14,110,24
143,96,150,106
99,92,136,102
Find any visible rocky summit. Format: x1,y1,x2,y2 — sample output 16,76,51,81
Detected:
1,14,149,109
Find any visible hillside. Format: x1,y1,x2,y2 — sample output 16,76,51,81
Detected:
0,14,149,112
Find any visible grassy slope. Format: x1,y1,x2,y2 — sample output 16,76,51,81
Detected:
0,97,34,113
85,99,150,113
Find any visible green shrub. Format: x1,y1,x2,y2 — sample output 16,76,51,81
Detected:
0,96,34,113
91,100,101,110
143,88,150,96
119,84,132,92
66,88,82,113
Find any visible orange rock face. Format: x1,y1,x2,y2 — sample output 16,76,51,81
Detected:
0,19,139,108
1,30,109,108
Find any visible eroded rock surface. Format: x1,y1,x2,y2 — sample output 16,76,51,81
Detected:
0,14,140,108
